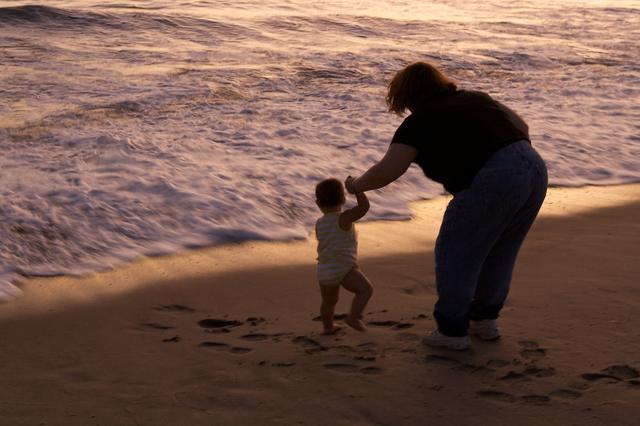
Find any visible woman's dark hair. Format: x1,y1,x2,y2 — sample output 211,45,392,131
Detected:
386,61,457,114
315,178,345,207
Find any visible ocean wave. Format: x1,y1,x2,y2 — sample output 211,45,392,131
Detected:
0,5,120,28
0,0,639,295
0,4,263,39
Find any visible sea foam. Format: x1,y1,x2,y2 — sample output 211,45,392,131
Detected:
0,1,638,292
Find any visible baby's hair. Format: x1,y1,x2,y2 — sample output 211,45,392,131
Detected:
315,178,345,208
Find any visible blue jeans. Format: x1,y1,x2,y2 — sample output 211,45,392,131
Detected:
434,140,548,337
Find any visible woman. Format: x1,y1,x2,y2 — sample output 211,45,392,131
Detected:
345,62,547,350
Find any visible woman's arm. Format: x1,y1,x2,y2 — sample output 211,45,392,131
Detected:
346,143,418,194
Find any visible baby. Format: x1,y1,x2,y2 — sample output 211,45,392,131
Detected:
314,177,373,334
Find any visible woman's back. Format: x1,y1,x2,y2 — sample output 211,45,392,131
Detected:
391,90,530,193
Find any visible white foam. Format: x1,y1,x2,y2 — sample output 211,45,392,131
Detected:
0,274,23,303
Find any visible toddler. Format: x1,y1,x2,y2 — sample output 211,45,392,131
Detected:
315,177,373,334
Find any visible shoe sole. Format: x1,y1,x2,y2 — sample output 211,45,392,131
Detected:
475,335,501,341
422,338,471,351
469,331,501,341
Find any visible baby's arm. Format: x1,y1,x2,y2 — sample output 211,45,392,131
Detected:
339,192,370,230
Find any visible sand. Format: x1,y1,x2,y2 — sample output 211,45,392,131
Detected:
1,184,639,425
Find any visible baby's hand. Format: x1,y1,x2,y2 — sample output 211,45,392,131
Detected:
345,176,356,194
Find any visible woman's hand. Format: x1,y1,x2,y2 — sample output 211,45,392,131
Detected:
345,176,357,194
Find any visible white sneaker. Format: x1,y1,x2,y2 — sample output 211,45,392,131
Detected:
469,319,501,341
422,330,471,351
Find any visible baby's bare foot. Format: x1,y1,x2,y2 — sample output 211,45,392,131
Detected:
322,323,343,335
345,316,367,332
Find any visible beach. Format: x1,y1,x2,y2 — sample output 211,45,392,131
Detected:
2,1,639,424
1,184,639,425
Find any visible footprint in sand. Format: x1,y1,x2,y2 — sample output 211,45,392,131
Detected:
500,371,530,381
580,373,621,383
324,363,358,372
479,390,548,406
323,363,384,375
241,333,270,342
269,332,293,343
520,348,547,360
549,389,583,399
601,365,639,380
517,339,545,359
520,395,550,405
487,359,511,368
162,335,180,343
367,320,399,327
352,343,379,356
360,366,384,375
523,366,555,378
199,341,230,350
567,380,591,390
198,318,243,329
199,342,253,354
155,304,195,313
392,322,415,330
245,317,266,326
354,355,377,362
578,365,640,385
356,342,377,350
476,390,516,403
627,380,640,388
456,364,495,375
292,336,327,354
139,322,174,331
206,328,232,334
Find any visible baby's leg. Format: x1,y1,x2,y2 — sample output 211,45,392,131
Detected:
319,284,341,334
341,268,373,331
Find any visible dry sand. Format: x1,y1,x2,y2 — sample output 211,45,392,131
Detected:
1,185,639,425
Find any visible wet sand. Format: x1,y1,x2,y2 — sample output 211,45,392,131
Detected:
1,185,639,425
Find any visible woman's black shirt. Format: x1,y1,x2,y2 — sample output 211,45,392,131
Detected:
390,90,530,194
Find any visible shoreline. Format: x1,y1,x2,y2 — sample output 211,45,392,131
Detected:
1,184,639,425
1,183,639,318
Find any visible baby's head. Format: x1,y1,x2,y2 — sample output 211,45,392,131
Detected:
315,178,345,212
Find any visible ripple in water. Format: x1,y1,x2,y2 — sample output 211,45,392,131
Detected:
0,0,639,294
